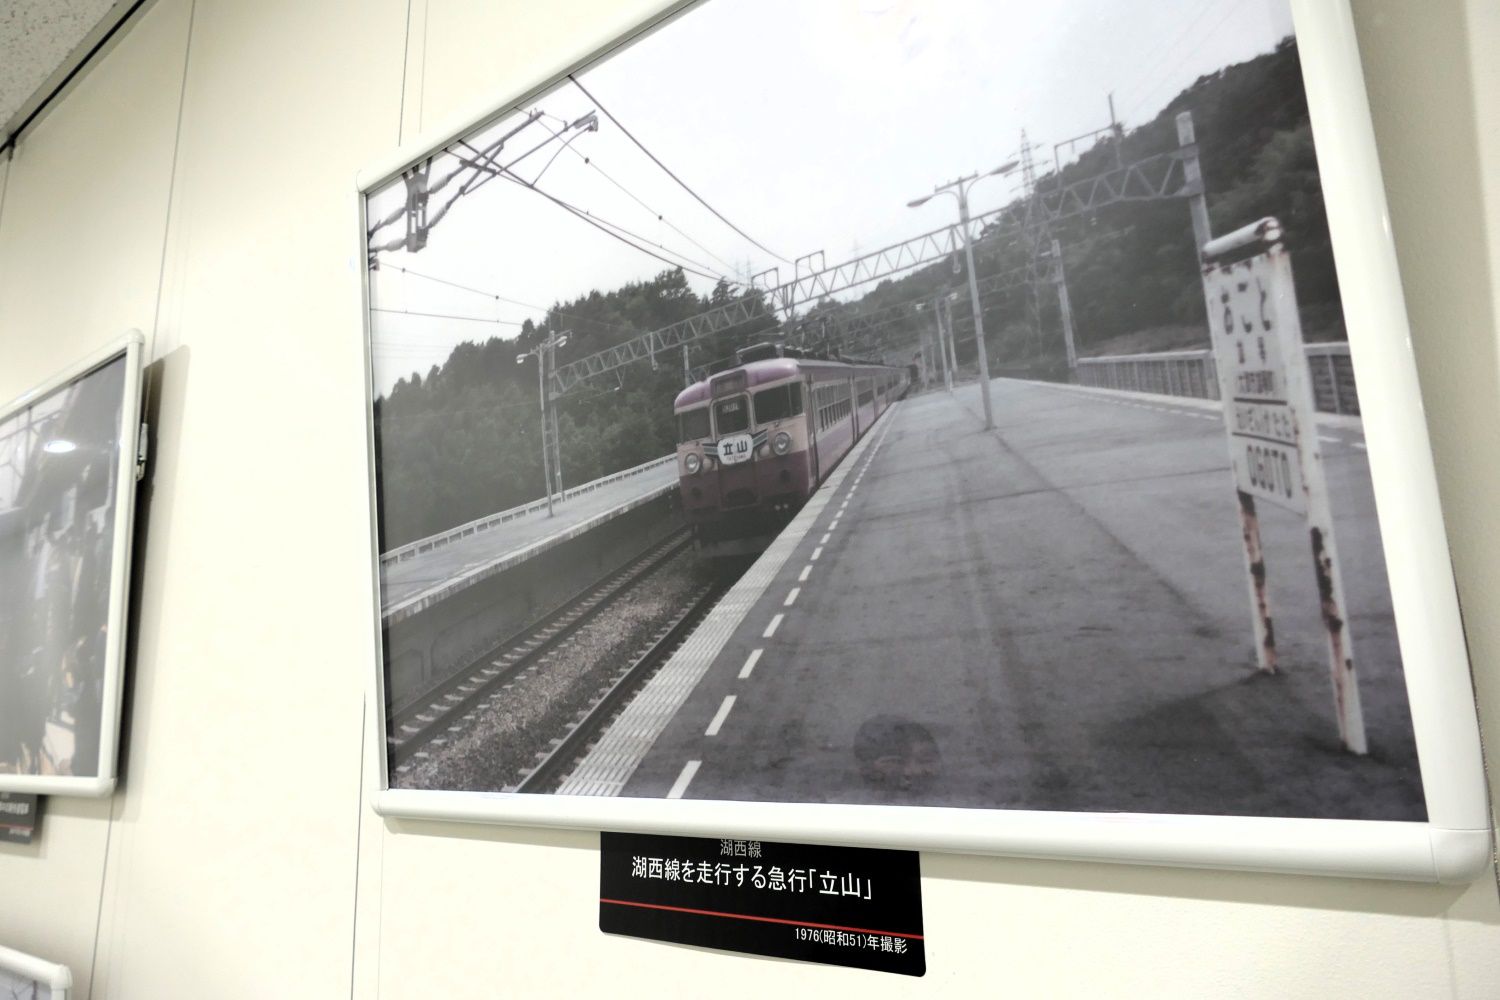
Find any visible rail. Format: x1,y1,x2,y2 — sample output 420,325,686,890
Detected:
380,454,677,568
1075,342,1359,415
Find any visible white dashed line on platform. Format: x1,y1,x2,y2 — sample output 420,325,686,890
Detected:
784,587,800,607
667,760,700,799
739,648,762,679
705,696,737,736
820,533,831,544
811,546,823,561
764,614,784,638
798,565,812,582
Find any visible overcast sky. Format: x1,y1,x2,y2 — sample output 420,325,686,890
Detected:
368,0,1295,394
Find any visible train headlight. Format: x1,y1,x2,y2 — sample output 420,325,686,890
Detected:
684,453,702,475
772,431,792,455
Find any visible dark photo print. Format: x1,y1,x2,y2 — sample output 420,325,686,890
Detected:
0,355,126,782
365,0,1424,821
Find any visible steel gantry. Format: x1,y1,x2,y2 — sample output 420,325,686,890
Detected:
550,113,1210,397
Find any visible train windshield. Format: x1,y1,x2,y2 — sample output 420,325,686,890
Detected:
677,407,711,442
753,383,803,423
714,396,750,434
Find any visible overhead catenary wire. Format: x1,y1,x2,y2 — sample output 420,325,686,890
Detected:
484,164,726,282
532,117,742,276
367,111,552,244
378,265,632,339
1113,0,1224,116
440,142,730,281
1123,0,1242,123
569,75,791,265
372,306,526,325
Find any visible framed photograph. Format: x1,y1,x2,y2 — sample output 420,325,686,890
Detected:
0,333,145,797
0,943,72,999
358,0,1489,880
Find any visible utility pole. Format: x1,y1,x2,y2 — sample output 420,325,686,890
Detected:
940,294,959,383
1051,238,1079,375
909,160,1018,428
1179,106,1276,677
516,329,570,517
535,350,554,518
928,296,953,391
547,342,564,499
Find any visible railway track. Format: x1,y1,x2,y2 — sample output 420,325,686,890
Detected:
387,528,692,772
513,576,732,793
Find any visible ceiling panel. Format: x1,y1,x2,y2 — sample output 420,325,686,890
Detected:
2,0,137,144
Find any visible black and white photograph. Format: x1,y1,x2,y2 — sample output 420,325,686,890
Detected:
0,352,128,785
0,968,58,1000
366,0,1425,821
0,944,68,1000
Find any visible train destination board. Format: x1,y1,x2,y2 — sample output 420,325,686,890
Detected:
600,832,924,977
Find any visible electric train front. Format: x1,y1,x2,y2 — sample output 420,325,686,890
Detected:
673,361,814,556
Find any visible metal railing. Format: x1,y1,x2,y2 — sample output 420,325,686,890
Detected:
380,454,677,568
1075,342,1358,415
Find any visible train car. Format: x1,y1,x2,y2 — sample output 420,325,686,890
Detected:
673,347,908,556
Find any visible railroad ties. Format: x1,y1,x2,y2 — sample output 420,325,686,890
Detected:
386,529,693,775
512,579,731,794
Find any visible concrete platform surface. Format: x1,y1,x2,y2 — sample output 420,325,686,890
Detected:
613,378,1422,821
380,457,677,622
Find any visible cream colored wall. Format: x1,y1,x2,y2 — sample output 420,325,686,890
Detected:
0,1,1497,997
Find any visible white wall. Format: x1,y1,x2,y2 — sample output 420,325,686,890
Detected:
1,1,1497,997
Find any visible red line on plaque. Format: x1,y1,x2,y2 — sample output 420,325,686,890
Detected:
599,898,924,940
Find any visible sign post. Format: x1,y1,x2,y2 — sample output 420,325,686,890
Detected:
1200,217,1367,754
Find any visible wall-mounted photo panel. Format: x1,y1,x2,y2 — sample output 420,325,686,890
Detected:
359,0,1489,880
0,942,72,999
0,334,144,797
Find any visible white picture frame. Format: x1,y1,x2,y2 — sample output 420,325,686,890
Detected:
0,332,145,798
0,943,73,999
356,0,1491,881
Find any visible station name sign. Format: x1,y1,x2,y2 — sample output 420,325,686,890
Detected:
1199,218,1368,752
1205,250,1309,513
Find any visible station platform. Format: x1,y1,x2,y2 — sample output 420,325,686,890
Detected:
580,379,1423,820
380,455,677,623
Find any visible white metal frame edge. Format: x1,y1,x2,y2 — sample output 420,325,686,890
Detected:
0,331,145,798
358,0,1492,882
0,944,72,997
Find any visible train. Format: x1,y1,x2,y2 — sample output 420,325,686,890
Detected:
673,343,909,556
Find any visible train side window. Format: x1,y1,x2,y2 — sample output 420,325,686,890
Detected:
677,407,711,442
714,396,751,434
753,383,803,423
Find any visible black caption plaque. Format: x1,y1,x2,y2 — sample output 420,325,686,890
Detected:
0,793,40,845
600,832,924,977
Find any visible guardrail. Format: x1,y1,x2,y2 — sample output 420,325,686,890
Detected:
1075,342,1359,416
380,454,677,568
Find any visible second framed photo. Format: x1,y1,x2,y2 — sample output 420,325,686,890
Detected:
359,0,1489,880
0,333,145,797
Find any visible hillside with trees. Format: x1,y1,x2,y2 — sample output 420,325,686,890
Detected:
374,272,774,548
375,36,1338,548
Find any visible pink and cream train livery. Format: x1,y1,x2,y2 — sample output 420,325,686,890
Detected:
673,344,908,556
